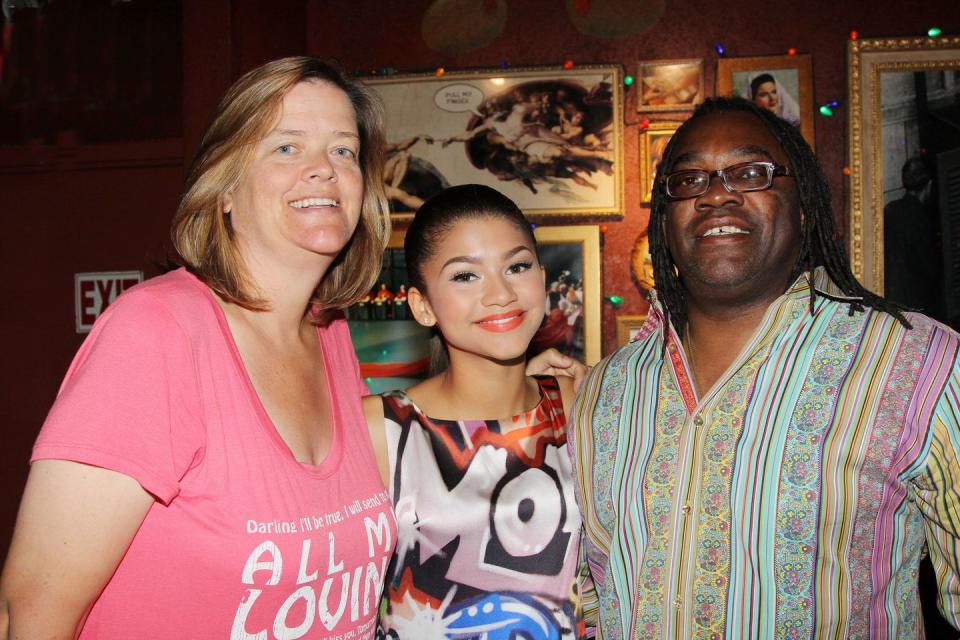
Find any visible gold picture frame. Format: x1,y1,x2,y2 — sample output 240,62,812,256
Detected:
716,54,815,148
639,122,682,203
366,65,625,223
636,58,704,112
616,314,648,347
534,225,602,365
847,35,960,296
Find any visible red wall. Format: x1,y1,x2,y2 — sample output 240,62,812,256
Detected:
1,0,958,563
305,0,960,355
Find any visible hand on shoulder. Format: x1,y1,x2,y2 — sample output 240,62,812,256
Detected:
526,348,589,391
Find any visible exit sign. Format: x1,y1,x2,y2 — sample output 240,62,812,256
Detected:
75,271,143,333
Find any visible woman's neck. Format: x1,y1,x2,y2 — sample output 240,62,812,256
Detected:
413,355,539,421
231,253,330,338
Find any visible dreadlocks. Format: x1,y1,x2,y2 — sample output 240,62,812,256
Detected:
648,96,910,341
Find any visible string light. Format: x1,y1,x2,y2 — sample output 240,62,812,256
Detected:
714,43,726,56
605,294,624,307
435,67,445,77
599,224,609,233
499,59,510,69
842,166,852,176
849,30,859,41
817,99,841,117
624,75,634,86
787,47,797,56
928,27,942,38
563,59,575,70
640,118,651,130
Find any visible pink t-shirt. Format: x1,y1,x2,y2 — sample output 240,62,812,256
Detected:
33,269,396,639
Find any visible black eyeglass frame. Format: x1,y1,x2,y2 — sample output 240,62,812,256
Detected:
659,161,794,199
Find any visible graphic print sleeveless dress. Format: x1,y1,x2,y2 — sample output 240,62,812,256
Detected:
377,376,587,639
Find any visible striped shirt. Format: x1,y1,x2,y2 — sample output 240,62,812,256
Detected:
569,271,960,639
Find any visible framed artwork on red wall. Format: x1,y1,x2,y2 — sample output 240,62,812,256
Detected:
533,225,602,365
847,35,960,312
638,121,682,203
636,58,705,112
716,54,815,148
366,65,624,222
616,315,648,347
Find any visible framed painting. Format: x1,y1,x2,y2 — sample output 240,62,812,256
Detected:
847,35,960,320
639,121,682,203
630,226,655,293
636,58,704,112
532,225,602,366
366,65,624,222
716,54,815,147
616,314,648,347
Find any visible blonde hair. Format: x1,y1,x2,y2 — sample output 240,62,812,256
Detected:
171,57,390,321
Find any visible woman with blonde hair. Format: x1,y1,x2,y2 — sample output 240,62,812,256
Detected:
1,56,396,639
0,55,582,640
0,57,378,638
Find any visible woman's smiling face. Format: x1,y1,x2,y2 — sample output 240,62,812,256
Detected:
223,81,364,274
409,216,546,366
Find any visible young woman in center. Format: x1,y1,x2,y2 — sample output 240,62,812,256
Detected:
364,184,593,639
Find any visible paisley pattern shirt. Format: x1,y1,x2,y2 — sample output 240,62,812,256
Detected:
570,271,960,639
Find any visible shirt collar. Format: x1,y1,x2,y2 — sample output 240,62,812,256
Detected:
647,267,852,336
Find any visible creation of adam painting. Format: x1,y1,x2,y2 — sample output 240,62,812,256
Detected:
367,66,624,221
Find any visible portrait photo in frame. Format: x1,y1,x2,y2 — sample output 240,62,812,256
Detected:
346,224,602,394
716,54,815,147
616,315,649,347
639,121,682,203
366,65,624,222
636,58,704,112
847,35,960,323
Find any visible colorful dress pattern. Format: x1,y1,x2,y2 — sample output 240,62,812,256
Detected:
570,270,960,639
377,376,588,639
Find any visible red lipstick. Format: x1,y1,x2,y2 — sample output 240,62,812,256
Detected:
475,310,525,332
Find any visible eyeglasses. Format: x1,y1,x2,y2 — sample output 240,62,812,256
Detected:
661,161,793,199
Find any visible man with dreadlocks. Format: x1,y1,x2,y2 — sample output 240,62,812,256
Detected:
569,96,960,638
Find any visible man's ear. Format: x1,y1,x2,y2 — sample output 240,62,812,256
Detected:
406,287,437,327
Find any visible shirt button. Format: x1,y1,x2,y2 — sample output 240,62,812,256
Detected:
681,504,691,515
673,597,683,609
694,416,704,427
